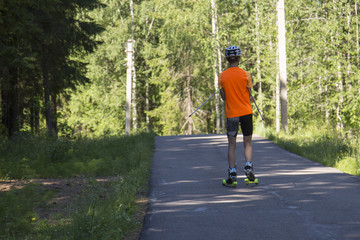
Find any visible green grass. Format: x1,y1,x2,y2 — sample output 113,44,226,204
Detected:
0,132,154,179
0,183,57,238
256,124,360,176
0,131,155,239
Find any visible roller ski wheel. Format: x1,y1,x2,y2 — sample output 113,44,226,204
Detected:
222,168,237,188
244,162,258,185
244,171,258,185
222,179,238,188
244,177,259,185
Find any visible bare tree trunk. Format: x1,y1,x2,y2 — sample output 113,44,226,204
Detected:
145,69,150,126
336,62,343,131
276,45,280,133
186,66,193,135
30,96,40,133
356,0,359,63
130,0,137,131
125,39,134,135
44,70,53,135
211,0,220,134
255,0,263,124
51,91,58,137
333,1,344,132
218,34,225,133
325,83,329,123
132,54,137,131
277,0,288,132
145,14,155,128
42,45,54,136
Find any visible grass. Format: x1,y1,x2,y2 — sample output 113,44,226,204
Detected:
256,124,360,176
0,131,155,239
0,132,154,179
0,183,57,238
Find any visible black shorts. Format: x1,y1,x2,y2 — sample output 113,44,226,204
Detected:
226,114,253,137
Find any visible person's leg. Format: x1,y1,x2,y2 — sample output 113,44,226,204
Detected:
227,135,237,168
243,135,253,162
239,114,253,166
226,117,240,168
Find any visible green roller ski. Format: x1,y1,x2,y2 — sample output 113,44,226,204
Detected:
244,177,259,185
222,179,238,188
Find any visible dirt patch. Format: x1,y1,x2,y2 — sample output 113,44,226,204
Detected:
0,177,148,238
0,177,121,219
125,193,149,240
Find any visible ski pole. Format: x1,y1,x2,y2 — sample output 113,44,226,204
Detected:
189,88,221,118
248,88,264,121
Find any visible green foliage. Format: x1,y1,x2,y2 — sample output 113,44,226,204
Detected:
0,132,154,179
2,0,360,137
67,163,149,240
33,146,152,240
0,183,57,237
258,124,359,176
0,131,155,239
0,0,103,136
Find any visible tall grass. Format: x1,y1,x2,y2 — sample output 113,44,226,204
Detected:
0,132,155,239
0,132,154,179
256,124,359,176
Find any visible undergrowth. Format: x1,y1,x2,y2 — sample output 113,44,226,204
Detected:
0,132,154,179
0,131,155,239
256,124,359,176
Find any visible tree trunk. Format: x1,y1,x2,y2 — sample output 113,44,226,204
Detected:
186,66,193,135
145,68,150,127
0,68,16,136
43,68,52,135
42,45,54,136
2,68,21,137
255,0,263,124
125,39,134,135
276,47,280,133
130,0,137,132
211,0,220,134
218,32,225,133
336,62,343,131
355,0,359,63
51,91,58,136
132,53,137,131
30,96,40,133
277,0,288,132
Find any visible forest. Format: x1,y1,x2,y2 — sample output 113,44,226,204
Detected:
1,0,359,138
1,1,359,238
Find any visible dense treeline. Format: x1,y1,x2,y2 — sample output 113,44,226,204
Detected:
1,0,359,137
0,0,103,137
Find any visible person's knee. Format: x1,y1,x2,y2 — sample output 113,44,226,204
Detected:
228,136,237,145
243,135,252,145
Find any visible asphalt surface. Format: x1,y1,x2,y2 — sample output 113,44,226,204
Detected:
140,134,360,240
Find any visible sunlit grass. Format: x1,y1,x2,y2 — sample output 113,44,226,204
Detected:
0,132,155,239
0,183,57,238
255,124,359,176
0,132,154,179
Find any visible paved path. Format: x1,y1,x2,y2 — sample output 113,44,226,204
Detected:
140,134,360,240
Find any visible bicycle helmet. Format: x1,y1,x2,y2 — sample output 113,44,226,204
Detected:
225,46,241,57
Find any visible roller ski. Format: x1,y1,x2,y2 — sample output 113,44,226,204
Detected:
244,161,259,185
222,168,238,188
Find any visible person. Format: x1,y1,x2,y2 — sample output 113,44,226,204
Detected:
219,45,255,185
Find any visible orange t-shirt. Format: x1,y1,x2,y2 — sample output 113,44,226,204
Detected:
219,67,253,118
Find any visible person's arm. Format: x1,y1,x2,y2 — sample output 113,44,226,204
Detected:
220,88,225,101
246,71,253,88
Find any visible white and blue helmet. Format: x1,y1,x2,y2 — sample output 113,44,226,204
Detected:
225,46,242,57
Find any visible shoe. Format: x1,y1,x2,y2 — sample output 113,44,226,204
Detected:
244,161,253,173
244,162,255,181
226,167,237,184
